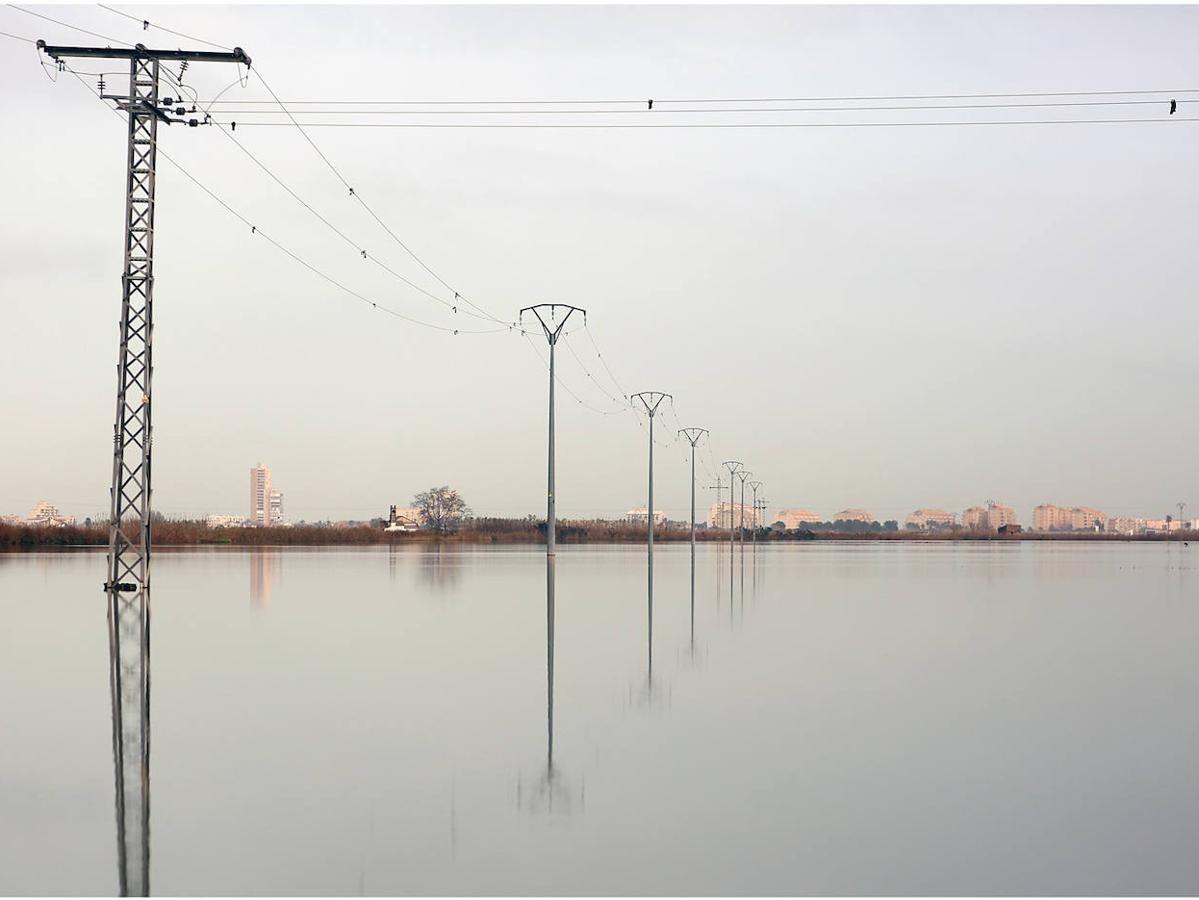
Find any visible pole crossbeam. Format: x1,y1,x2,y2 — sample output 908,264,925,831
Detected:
520,304,586,558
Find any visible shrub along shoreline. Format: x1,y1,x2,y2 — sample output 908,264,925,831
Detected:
1,519,1193,548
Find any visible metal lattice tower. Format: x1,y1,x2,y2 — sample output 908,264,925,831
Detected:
37,42,250,592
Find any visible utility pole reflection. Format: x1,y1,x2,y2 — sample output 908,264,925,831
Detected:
106,588,150,896
517,557,581,814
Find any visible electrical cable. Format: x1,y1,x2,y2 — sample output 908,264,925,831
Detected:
245,67,510,329
189,86,1199,104
7,4,131,45
188,98,1196,115
222,117,1199,129
65,68,507,336
96,2,232,51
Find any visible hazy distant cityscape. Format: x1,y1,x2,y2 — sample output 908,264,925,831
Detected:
4,463,1193,537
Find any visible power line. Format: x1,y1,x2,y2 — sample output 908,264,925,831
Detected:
244,67,509,327
7,4,131,46
189,98,1195,115
221,117,1199,129
65,68,506,336
188,87,1199,105
96,3,233,51
178,91,503,325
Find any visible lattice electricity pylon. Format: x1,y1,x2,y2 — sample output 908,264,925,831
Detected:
107,588,151,897
37,42,250,592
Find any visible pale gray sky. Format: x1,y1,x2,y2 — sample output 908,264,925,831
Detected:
1,4,1196,524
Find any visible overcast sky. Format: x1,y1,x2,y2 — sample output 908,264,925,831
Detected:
1,4,1197,524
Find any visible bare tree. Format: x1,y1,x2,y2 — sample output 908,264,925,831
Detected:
412,486,471,533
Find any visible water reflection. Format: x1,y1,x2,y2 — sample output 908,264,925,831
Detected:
248,548,280,608
106,587,150,897
632,550,668,709
517,558,581,814
680,543,704,666
418,545,462,592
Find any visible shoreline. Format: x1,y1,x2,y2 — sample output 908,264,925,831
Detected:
2,520,1193,550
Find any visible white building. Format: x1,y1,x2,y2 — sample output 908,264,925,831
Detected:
773,508,822,529
706,501,756,529
905,509,957,531
625,507,668,526
206,514,247,528
269,490,285,526
27,501,75,527
385,505,422,531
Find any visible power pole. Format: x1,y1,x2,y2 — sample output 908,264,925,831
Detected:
520,304,585,559
1179,502,1188,531
678,427,709,552
631,392,671,561
707,477,725,531
736,469,751,546
748,480,763,546
722,460,743,554
36,42,250,592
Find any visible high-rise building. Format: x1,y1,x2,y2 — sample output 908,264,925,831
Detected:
269,490,284,526
249,464,271,527
962,501,1018,532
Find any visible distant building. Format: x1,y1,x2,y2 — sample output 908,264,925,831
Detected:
269,490,285,526
206,514,247,528
1108,516,1196,535
626,507,668,526
773,508,822,529
385,505,421,532
706,501,756,528
905,508,957,531
998,523,1023,535
962,501,1018,532
27,501,75,527
250,464,272,527
1033,504,1107,532
833,508,874,524
0,513,22,525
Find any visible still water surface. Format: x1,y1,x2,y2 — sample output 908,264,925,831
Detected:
1,542,1197,895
